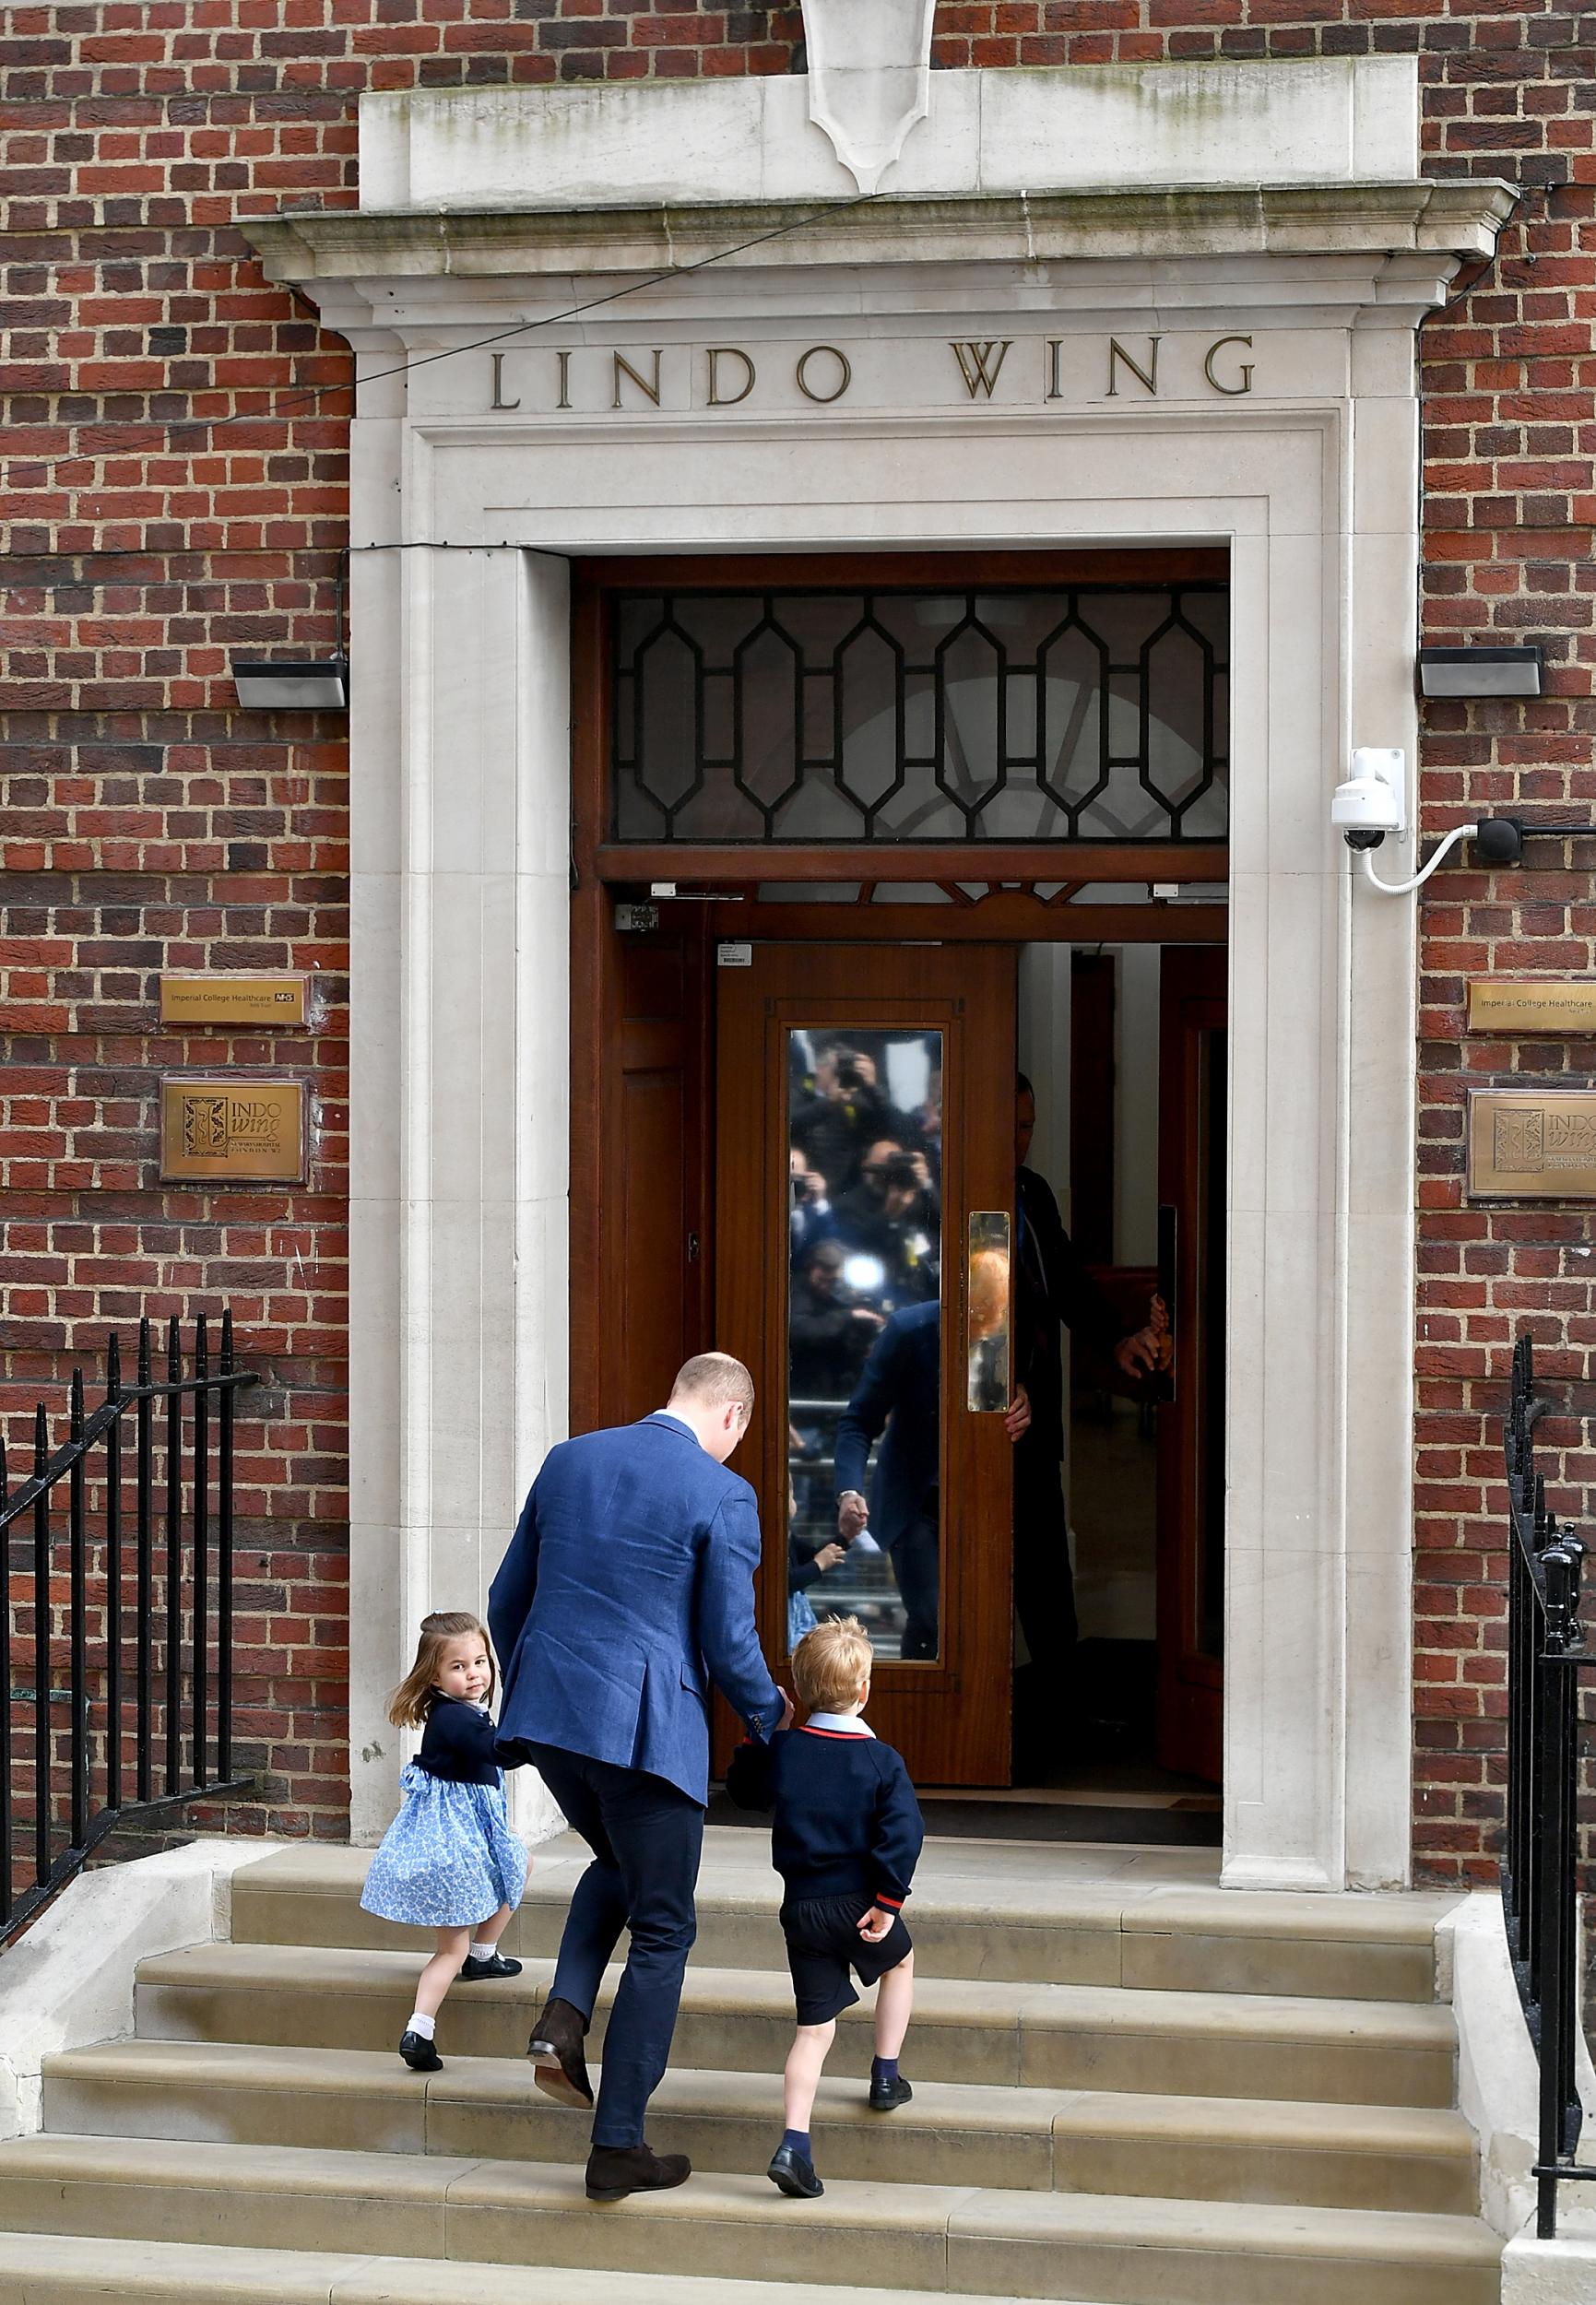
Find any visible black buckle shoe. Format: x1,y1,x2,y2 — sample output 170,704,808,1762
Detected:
868,2072,912,2112
398,2029,443,2072
526,1994,595,2108
585,2143,692,2202
459,1951,523,1980
767,2143,823,2198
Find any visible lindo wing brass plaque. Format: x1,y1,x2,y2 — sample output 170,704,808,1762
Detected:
1468,1090,1596,1200
1468,979,1596,1035
160,1079,306,1183
160,972,309,1027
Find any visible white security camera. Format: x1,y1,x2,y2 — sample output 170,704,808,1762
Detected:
1330,748,1406,849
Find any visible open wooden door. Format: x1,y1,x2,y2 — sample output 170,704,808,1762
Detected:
1155,947,1227,1784
715,942,1017,1786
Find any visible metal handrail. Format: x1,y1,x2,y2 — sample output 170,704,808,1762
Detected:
1,1313,260,1947
1501,1330,1595,2238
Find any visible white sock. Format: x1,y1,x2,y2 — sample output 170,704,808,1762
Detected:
470,1940,497,1959
406,2010,435,2039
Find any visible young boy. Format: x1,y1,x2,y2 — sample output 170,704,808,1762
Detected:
727,1614,924,2201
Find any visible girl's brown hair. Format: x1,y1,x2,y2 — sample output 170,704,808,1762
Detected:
387,1611,495,1729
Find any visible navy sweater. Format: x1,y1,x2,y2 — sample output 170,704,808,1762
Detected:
416,1695,502,1784
726,1725,924,1911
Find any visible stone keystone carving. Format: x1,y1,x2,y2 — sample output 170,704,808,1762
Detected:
800,0,937,195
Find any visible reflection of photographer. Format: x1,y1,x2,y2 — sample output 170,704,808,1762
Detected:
788,1241,884,1399
791,1045,905,1195
836,1147,940,1308
788,1148,835,1265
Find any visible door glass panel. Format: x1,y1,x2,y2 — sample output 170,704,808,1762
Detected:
966,1212,1011,1411
786,1029,942,1662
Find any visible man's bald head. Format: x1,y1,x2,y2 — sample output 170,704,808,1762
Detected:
666,1353,756,1463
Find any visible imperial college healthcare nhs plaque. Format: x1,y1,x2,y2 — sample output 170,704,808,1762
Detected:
1468,1089,1596,1201
160,1078,307,1183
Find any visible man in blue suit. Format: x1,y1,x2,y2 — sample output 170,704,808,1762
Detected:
490,1353,788,2202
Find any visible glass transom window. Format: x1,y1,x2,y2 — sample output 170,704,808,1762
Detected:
610,585,1228,845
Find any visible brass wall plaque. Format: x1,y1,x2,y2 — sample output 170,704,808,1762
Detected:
1468,1090,1596,1200
160,973,309,1027
160,1079,307,1183
1468,979,1596,1036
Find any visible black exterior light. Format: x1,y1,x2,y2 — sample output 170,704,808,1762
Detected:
1418,645,1543,699
231,656,349,710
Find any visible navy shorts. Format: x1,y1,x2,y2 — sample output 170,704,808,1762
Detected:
780,1891,913,2026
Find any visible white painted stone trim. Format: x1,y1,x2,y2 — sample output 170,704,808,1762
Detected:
358,58,1421,214
0,1840,279,2138
1443,1890,1596,2291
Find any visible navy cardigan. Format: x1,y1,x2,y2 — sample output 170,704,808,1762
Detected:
416,1695,502,1784
726,1724,924,1911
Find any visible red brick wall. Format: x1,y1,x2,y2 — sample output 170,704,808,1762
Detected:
3,3,1592,1871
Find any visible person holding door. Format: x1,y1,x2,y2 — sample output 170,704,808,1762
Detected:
490,1353,790,2203
834,1290,1031,1664
1014,1071,1160,1689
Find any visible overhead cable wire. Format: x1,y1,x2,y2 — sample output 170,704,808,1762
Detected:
3,189,881,494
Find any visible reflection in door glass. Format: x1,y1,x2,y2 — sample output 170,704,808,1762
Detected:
786,1029,943,1662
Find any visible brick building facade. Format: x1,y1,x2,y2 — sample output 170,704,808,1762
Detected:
2,2,1592,1879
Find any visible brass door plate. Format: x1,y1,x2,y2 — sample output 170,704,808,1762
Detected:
160,1078,307,1182
160,973,309,1027
1468,1089,1596,1200
1467,979,1596,1035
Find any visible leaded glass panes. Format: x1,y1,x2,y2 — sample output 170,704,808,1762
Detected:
611,585,1228,845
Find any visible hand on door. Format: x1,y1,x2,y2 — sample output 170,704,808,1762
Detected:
1113,1327,1160,1380
1003,1384,1032,1441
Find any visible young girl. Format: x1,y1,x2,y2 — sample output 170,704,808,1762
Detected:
360,1610,529,2072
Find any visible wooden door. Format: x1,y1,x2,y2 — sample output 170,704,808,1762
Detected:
570,911,713,1435
715,943,1018,1786
1155,948,1227,1782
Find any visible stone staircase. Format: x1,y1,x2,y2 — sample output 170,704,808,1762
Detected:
0,1828,1501,2304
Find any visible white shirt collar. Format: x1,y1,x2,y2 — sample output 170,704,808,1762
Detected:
805,1711,874,1737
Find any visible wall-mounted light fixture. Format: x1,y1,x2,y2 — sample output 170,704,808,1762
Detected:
231,549,349,712
231,656,349,710
1417,645,1543,699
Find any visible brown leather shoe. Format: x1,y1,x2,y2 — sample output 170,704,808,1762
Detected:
526,1995,594,2109
585,2142,692,2202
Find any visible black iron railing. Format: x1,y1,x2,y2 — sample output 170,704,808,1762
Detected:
1502,1330,1596,2238
0,1314,259,1947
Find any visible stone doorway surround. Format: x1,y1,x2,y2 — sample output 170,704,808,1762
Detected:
243,58,1510,1888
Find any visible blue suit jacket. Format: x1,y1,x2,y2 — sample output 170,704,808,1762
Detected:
488,1413,785,1806
833,1302,940,1556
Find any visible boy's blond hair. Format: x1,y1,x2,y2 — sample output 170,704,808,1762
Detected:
793,1615,873,1715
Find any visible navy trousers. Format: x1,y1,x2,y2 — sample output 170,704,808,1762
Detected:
525,1742,703,2149
888,1503,940,1661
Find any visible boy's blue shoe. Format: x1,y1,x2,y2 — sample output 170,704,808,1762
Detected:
767,2143,824,2198
459,1951,522,1980
869,2071,913,2112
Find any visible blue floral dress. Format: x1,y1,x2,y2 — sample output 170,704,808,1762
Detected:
360,1696,527,1929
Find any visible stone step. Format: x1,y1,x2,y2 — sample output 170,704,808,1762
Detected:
136,1944,1457,2108
0,2230,1041,2305
0,2136,1501,2305
42,2039,1480,2213
231,1839,1451,2003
